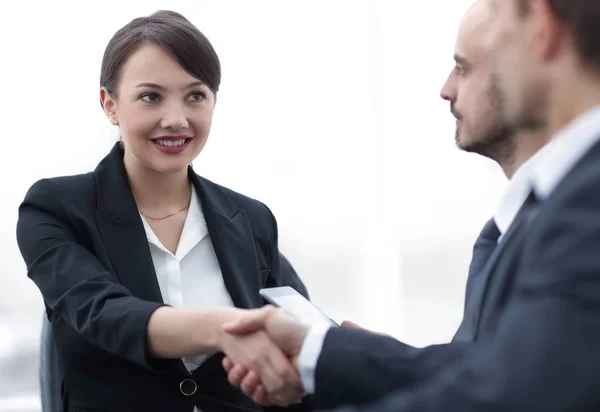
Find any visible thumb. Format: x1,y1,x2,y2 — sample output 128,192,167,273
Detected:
223,306,274,334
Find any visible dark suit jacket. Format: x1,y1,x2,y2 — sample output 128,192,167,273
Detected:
18,143,312,412
39,254,307,412
313,139,600,411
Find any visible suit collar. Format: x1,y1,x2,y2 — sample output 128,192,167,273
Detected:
467,135,600,341
459,191,538,342
93,143,139,221
94,143,243,220
93,143,260,310
190,172,261,309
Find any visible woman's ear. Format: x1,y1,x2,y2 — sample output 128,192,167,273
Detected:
100,87,119,126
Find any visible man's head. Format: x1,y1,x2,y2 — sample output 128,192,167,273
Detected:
484,0,600,132
441,1,515,166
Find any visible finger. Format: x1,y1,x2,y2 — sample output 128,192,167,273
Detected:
256,363,285,395
227,364,249,387
268,345,303,392
252,384,269,405
240,370,261,396
222,356,234,372
341,320,364,330
268,387,303,407
341,320,387,336
223,306,275,335
250,352,285,394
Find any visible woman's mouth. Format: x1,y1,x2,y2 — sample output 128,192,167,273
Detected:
150,136,191,154
154,138,187,147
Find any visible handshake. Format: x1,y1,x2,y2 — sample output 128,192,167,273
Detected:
218,305,381,407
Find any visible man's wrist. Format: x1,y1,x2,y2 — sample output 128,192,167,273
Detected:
296,322,332,394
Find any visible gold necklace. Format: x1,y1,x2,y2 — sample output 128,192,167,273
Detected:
141,200,190,221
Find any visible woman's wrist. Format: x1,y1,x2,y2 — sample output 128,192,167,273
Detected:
197,306,243,353
147,306,244,358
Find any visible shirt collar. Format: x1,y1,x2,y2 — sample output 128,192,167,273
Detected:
530,105,600,200
177,184,209,258
140,184,209,258
493,150,539,240
494,104,600,240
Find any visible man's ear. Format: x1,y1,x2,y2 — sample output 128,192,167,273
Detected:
100,87,119,126
531,0,563,61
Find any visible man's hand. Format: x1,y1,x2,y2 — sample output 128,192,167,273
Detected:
221,306,310,405
222,316,392,403
340,320,390,336
218,308,305,406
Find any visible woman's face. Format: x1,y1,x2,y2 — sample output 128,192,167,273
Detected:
101,43,216,175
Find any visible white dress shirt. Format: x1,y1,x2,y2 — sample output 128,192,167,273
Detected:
140,184,234,411
297,104,600,394
493,146,544,243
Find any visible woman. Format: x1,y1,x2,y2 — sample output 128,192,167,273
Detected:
17,10,311,412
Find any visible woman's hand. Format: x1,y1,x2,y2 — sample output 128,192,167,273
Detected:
217,315,303,406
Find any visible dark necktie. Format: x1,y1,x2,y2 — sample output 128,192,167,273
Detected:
464,218,501,307
452,218,500,342
453,191,539,342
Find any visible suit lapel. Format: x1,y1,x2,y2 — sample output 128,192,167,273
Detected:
92,143,163,303
469,193,537,340
190,172,261,309
91,144,261,377
93,144,196,376
465,138,600,341
452,212,526,342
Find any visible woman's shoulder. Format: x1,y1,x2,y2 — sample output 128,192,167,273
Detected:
24,172,97,206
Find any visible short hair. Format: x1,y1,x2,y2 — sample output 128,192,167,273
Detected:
100,10,221,101
517,0,600,70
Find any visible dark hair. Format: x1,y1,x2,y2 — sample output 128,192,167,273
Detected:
518,0,600,70
100,10,221,103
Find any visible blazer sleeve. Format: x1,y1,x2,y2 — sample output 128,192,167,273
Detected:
313,328,470,409
16,179,167,372
317,182,600,412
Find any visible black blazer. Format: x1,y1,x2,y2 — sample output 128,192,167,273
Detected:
312,138,600,412
17,143,311,412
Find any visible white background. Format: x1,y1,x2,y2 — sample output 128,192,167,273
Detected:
0,0,507,409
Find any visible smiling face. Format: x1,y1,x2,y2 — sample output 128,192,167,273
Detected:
101,43,216,176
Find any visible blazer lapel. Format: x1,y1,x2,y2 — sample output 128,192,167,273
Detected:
92,143,163,304
468,193,537,340
190,171,261,309
452,215,524,342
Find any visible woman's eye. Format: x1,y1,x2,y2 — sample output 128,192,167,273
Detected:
141,93,160,102
188,92,206,102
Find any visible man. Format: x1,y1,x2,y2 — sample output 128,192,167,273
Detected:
225,0,600,410
222,0,549,407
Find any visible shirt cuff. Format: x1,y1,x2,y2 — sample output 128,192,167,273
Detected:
298,322,332,394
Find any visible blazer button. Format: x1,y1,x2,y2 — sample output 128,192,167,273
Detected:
179,378,197,396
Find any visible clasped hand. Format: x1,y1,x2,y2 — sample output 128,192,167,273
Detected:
221,307,387,406
220,305,310,406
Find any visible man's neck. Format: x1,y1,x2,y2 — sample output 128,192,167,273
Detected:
500,130,550,179
547,66,600,139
